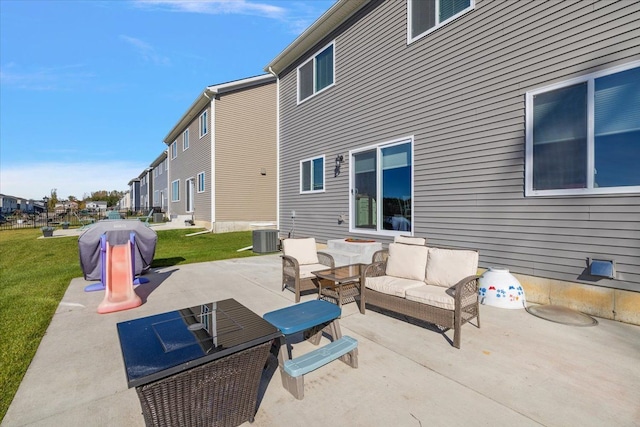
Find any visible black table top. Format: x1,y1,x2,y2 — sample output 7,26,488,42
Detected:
117,298,282,388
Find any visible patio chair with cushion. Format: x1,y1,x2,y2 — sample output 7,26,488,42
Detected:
281,238,335,303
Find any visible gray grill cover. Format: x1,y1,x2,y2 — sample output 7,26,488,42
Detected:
78,220,157,281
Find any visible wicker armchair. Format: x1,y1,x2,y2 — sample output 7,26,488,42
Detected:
282,238,335,303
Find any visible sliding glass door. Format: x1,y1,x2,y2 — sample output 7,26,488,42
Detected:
352,139,412,233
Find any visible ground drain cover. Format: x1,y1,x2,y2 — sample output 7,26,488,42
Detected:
525,304,598,327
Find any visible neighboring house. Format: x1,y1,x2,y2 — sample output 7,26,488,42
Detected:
128,178,140,213
266,0,640,322
0,194,18,214
151,151,169,214
118,191,131,212
138,168,153,213
54,200,78,214
85,201,108,212
163,74,277,231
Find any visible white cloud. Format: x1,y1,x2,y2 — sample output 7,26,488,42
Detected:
0,63,93,91
119,35,171,66
133,0,286,19
0,161,145,200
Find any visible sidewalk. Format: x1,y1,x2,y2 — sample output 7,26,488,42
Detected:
3,254,640,426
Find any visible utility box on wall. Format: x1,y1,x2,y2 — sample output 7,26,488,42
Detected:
252,229,279,253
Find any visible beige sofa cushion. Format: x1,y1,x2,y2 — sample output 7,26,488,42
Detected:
298,263,331,279
394,235,426,246
405,285,456,310
282,238,319,265
425,247,478,288
365,276,425,298
385,243,428,281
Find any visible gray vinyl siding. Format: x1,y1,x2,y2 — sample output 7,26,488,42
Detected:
278,0,640,290
215,83,277,222
152,161,168,211
169,106,212,222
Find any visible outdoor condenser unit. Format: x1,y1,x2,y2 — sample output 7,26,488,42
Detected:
252,229,279,253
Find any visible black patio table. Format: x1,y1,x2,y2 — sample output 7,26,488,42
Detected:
117,298,282,427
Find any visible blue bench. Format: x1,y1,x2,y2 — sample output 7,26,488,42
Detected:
263,300,359,399
284,335,358,377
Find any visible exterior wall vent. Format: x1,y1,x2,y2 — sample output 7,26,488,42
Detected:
252,229,279,253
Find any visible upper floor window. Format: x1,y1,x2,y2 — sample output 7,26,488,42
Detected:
164,159,168,171
199,111,208,137
300,155,325,193
408,0,474,43
525,62,640,196
171,141,177,159
298,42,334,104
183,129,189,150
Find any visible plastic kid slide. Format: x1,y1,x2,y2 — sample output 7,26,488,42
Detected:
97,237,142,314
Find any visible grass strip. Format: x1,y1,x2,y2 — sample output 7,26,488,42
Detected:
0,228,256,421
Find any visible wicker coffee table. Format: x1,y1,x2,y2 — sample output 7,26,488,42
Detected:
117,299,282,427
312,263,364,307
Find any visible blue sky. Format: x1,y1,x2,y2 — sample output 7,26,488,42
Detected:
0,0,335,201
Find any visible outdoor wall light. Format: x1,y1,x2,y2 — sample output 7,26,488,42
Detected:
588,258,616,279
334,154,344,177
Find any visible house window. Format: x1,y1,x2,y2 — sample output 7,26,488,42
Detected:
171,141,177,159
183,129,189,150
300,155,325,193
171,180,180,202
199,111,208,137
408,0,474,42
351,139,413,234
154,168,158,178
154,190,159,206
197,172,205,193
297,42,334,103
526,62,640,196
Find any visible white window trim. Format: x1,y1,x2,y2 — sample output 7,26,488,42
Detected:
349,136,415,237
170,141,177,159
407,0,475,44
197,171,205,193
299,155,326,194
171,179,180,202
199,111,208,138
525,60,640,197
185,177,195,213
297,41,335,105
183,129,189,151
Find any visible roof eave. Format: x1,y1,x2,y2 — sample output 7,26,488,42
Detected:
265,0,370,75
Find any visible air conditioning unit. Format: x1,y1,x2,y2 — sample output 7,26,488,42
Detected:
252,229,279,253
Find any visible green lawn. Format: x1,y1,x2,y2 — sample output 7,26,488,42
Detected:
0,228,257,421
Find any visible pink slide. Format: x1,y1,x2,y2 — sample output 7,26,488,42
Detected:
97,241,142,314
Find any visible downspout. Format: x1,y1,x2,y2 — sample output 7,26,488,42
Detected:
268,66,280,235
203,89,215,233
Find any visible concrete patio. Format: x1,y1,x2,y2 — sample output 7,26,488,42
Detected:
3,254,640,426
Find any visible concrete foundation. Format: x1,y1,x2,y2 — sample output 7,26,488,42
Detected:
482,269,640,326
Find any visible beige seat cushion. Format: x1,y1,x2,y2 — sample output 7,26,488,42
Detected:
385,243,428,281
425,247,478,288
299,263,332,279
365,275,425,298
282,238,319,265
405,285,456,310
394,235,426,246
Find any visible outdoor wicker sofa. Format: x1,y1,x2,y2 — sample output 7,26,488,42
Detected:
360,242,480,348
281,237,335,302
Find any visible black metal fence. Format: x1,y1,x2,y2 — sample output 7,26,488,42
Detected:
0,210,135,231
